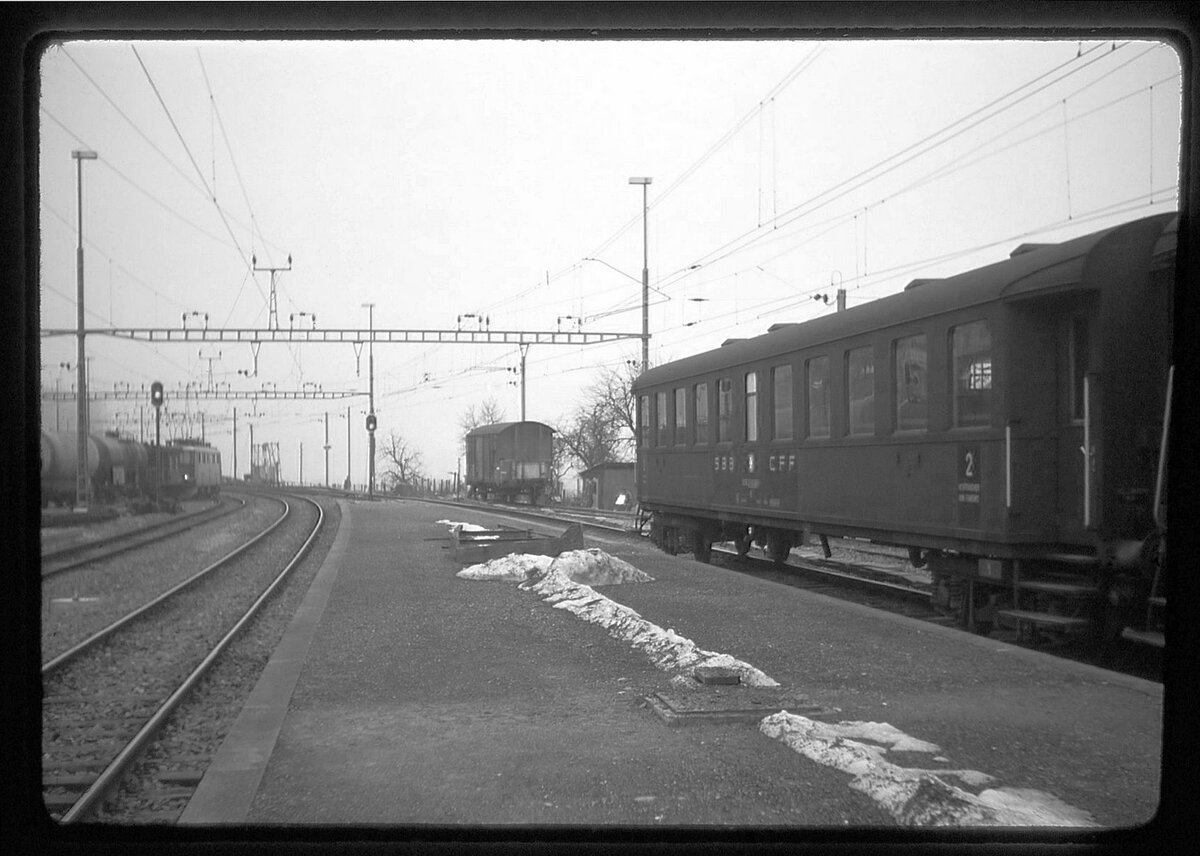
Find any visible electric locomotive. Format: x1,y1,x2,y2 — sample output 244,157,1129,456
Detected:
633,213,1175,647
151,438,223,500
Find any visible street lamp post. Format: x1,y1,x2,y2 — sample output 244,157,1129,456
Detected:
340,406,352,490
362,303,375,499
73,149,98,510
629,176,652,372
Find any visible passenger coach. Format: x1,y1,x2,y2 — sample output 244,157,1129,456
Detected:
633,213,1175,644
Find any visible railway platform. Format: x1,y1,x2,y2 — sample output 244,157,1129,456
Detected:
179,497,1162,828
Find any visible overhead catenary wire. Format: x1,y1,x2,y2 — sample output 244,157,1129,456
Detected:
648,41,1132,291
54,46,289,259
130,45,268,315
345,42,1180,436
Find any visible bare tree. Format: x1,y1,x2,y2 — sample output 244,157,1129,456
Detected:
588,359,640,460
554,400,625,474
458,396,507,456
550,355,644,477
379,429,424,489
549,431,571,498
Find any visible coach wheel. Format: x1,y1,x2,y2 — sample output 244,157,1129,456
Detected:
767,530,793,566
907,546,926,568
733,530,752,558
693,531,712,564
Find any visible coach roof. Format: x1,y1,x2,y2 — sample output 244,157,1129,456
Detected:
465,421,554,437
633,213,1176,392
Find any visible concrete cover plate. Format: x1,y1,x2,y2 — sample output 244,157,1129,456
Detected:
647,685,838,727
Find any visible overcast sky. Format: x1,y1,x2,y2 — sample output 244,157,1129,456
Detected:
37,38,1182,486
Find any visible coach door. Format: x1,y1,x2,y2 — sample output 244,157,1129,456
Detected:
1057,306,1100,537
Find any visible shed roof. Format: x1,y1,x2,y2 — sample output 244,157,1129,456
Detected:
579,461,635,478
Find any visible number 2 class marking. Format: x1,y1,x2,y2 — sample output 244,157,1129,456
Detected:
964,450,976,478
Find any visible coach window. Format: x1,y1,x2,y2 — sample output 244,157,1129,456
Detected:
806,356,830,438
745,372,759,442
674,387,687,444
952,320,992,428
894,335,928,431
638,395,650,447
656,391,669,446
773,364,794,440
847,346,875,436
717,377,733,442
694,383,710,444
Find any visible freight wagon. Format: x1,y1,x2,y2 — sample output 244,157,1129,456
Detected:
464,421,554,504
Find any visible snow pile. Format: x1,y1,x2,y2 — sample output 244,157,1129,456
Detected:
519,552,777,687
436,519,488,531
436,519,499,540
760,712,1097,827
542,548,654,586
456,553,554,582
456,547,651,585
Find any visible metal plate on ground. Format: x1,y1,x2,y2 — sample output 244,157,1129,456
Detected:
451,522,585,563
647,685,838,727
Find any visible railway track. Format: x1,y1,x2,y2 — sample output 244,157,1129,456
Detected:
41,495,245,577
42,493,325,822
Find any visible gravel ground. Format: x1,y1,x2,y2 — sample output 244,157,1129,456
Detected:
40,499,217,553
41,494,285,660
91,497,341,823
240,498,1160,829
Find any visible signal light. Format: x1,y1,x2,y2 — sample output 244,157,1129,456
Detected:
366,413,377,432
150,381,164,407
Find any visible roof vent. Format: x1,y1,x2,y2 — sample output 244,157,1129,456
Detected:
721,338,746,347
904,278,942,291
1009,242,1052,258
767,323,801,333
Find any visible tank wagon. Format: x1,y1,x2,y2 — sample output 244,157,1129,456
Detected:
633,213,1175,647
465,421,554,504
40,430,150,507
40,430,222,508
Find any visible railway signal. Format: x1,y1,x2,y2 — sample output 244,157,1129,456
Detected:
365,413,376,433
150,381,164,503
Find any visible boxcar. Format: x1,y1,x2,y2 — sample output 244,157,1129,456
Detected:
465,421,554,504
633,213,1175,645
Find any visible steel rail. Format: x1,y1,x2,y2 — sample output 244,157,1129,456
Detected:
41,496,245,576
413,496,928,601
57,493,326,823
42,495,288,674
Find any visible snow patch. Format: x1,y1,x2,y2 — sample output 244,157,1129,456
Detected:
825,721,943,754
437,519,500,540
543,548,655,586
760,712,1097,827
437,519,489,532
518,551,777,687
456,553,554,582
